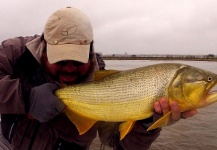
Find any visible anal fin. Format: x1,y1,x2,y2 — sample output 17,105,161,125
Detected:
64,107,97,135
119,120,136,140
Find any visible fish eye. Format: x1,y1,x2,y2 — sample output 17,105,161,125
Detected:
208,77,212,82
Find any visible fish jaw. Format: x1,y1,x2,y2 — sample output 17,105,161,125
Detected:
201,85,217,108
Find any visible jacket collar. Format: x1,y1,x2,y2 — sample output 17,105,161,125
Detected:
26,37,44,64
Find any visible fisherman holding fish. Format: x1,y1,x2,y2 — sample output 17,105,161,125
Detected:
0,7,197,150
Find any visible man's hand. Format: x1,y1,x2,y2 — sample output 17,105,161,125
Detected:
29,83,65,122
154,97,198,125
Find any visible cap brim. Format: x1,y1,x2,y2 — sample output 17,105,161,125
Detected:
47,43,90,64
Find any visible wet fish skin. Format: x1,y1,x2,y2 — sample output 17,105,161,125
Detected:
55,63,217,140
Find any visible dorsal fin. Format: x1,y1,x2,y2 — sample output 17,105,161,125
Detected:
93,70,120,81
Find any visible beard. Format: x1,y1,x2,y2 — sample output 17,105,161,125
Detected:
56,68,93,85
49,60,95,86
41,49,96,86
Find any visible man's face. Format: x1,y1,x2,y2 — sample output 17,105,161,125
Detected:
44,59,93,85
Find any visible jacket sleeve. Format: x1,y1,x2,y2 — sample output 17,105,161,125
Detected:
98,115,162,150
118,121,161,150
0,36,37,114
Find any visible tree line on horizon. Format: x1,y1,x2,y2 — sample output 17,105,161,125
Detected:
101,53,216,59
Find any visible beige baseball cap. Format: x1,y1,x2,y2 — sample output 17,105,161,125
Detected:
44,7,93,64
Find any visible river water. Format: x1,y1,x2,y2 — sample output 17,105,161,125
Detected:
90,60,217,150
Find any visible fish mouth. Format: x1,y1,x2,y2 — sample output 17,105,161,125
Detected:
208,84,217,94
204,84,217,107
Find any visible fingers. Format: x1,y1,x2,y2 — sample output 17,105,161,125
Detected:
154,97,198,123
181,110,198,119
154,101,162,114
160,98,170,115
156,98,181,121
170,102,181,121
157,98,181,121
48,83,59,91
154,97,170,115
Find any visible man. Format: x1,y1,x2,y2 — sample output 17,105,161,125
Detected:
0,7,197,150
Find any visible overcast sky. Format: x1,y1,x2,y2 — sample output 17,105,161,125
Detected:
1,0,217,55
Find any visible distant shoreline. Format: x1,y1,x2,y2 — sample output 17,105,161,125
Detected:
102,56,217,61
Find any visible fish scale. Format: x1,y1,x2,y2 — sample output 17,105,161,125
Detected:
56,64,180,120
55,63,217,140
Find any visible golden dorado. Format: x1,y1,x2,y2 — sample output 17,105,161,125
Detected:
55,63,217,140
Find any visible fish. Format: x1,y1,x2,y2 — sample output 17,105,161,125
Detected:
55,63,217,140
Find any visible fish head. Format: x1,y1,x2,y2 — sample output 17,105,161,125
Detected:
169,65,217,110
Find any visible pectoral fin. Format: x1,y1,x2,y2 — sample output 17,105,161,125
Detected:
64,107,97,135
119,120,136,140
147,111,172,131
